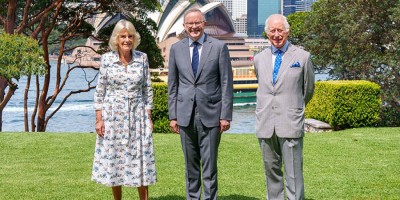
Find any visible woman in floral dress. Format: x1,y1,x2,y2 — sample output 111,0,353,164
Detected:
92,19,156,200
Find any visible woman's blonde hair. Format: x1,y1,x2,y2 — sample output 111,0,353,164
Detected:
108,19,141,51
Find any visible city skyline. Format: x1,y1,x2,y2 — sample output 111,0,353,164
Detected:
247,0,281,36
158,0,317,36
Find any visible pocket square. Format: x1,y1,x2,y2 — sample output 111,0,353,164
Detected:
290,62,301,68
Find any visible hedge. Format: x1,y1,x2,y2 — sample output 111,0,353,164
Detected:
152,83,172,133
305,80,381,130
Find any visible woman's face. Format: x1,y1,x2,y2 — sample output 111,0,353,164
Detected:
118,29,134,52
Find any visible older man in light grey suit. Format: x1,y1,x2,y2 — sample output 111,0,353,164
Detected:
168,8,233,200
254,14,315,200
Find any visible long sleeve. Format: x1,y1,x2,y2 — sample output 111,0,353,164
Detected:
303,53,315,106
94,55,107,110
142,53,153,110
218,43,234,120
167,45,178,120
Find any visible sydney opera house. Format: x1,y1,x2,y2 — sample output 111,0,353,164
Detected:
153,0,256,83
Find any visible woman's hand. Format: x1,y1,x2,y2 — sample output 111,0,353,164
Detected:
147,109,154,131
149,118,154,131
95,120,105,138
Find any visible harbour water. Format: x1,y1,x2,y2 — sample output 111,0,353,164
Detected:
2,62,327,133
2,63,257,133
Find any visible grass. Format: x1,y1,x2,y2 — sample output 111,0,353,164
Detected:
0,127,399,199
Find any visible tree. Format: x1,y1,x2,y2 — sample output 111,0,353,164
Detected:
0,0,162,131
302,0,400,126
0,33,46,131
287,12,309,46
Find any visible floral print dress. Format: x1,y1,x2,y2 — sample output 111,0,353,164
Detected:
92,50,156,187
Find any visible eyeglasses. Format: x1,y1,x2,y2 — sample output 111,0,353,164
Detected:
184,21,204,27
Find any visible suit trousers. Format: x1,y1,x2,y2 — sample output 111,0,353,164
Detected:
180,104,221,200
259,133,304,200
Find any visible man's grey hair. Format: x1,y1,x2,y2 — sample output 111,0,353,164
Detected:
183,8,206,22
264,14,290,33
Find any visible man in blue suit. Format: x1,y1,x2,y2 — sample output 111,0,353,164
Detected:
168,8,233,200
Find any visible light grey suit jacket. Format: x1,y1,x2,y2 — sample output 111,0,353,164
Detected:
168,35,233,127
254,43,315,138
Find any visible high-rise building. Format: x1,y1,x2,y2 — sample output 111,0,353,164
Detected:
232,0,247,20
213,0,247,34
234,14,247,34
283,0,317,16
247,0,281,36
213,0,233,17
283,0,298,16
212,0,247,20
304,0,317,11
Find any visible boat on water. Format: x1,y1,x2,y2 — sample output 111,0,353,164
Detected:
232,66,257,104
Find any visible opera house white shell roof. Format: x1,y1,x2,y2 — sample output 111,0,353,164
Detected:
151,0,236,42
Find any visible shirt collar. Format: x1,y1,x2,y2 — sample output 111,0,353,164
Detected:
271,41,290,54
189,33,206,46
111,50,136,64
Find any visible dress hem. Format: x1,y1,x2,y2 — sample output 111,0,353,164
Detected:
91,178,157,187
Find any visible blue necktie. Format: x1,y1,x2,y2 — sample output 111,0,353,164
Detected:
273,50,282,85
192,41,199,77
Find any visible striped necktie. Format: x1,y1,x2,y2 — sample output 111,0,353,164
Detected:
273,50,282,85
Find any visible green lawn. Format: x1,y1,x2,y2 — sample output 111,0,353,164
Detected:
1,127,399,199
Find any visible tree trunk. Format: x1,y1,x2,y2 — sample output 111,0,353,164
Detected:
1,0,17,132
0,77,7,132
24,75,31,132
37,70,49,132
36,35,51,132
0,78,17,132
5,0,17,34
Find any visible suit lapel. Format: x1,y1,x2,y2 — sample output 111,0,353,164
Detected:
181,38,195,80
275,44,297,85
264,48,273,85
196,35,212,81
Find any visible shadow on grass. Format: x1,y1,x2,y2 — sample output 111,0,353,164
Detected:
151,195,184,200
151,194,260,200
219,195,259,199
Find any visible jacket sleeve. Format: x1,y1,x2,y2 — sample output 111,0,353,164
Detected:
167,45,178,120
303,53,315,105
219,43,234,120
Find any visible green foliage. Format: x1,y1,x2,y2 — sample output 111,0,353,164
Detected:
0,33,46,81
152,83,172,133
262,31,267,39
299,0,400,126
306,80,381,130
287,12,309,45
131,17,164,68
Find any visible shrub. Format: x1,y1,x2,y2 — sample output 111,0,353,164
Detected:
152,83,173,133
305,80,381,130
379,105,400,127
